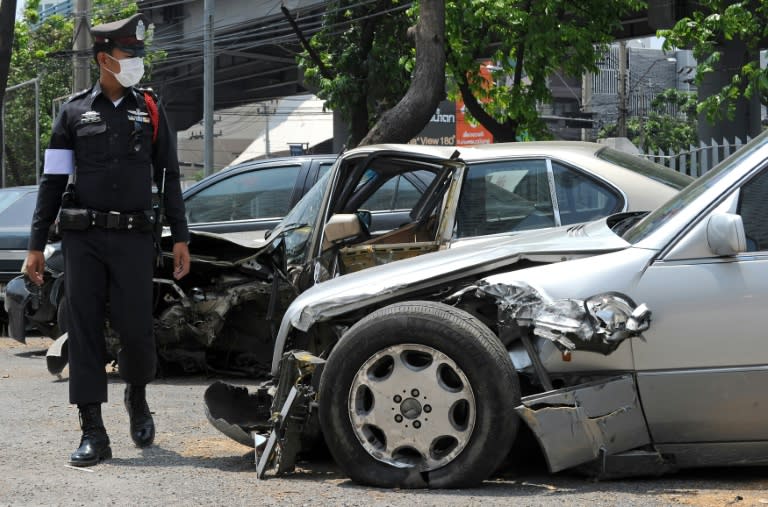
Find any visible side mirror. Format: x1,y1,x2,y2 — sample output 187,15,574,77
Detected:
324,214,363,244
706,213,746,256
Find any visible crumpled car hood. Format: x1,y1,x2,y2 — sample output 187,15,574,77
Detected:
271,217,631,373
161,229,271,266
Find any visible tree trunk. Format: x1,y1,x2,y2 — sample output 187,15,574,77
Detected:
0,0,18,182
358,0,445,146
458,79,522,142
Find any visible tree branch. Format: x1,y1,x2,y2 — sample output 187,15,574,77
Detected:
281,5,335,80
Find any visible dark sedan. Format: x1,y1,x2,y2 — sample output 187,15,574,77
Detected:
0,186,39,290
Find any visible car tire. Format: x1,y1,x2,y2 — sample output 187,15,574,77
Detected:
318,300,520,489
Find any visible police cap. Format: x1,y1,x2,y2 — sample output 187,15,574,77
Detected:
91,13,148,57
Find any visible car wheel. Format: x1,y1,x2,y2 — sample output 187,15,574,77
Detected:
318,300,520,489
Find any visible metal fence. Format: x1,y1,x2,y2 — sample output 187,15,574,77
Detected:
639,137,753,177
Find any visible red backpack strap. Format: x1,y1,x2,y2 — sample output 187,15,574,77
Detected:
143,91,159,143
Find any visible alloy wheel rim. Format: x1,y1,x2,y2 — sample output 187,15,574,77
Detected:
347,343,476,471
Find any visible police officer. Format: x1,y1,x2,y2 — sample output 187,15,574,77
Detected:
24,13,190,467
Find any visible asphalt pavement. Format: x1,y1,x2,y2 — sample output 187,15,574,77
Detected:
1,336,766,507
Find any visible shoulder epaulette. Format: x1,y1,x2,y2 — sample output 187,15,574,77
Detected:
64,87,91,104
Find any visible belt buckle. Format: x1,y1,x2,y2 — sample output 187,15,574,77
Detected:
106,211,121,229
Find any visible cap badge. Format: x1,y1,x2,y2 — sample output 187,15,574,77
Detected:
135,20,145,41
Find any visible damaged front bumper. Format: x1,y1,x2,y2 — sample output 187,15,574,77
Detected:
516,374,651,473
205,364,671,480
204,350,325,478
204,287,660,480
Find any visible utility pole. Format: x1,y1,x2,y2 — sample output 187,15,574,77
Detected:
616,40,627,138
581,71,592,141
73,0,92,93
203,0,214,177
262,104,271,157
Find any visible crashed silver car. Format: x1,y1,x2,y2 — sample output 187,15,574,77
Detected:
6,142,688,376
206,131,768,488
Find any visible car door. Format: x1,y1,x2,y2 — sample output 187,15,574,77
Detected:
323,155,461,274
632,165,768,446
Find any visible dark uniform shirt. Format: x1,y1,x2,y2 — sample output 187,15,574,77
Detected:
30,81,189,251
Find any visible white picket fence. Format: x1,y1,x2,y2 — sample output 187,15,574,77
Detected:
639,136,753,177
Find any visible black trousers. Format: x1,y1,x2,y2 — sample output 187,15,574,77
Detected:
62,228,155,404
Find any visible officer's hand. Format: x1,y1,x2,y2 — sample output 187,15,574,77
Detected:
24,250,45,286
172,242,190,280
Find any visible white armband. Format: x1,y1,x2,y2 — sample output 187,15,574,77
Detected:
44,149,74,175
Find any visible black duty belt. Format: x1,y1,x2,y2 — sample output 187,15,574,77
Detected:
90,210,153,231
59,208,154,232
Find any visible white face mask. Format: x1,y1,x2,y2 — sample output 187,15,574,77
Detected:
105,53,145,88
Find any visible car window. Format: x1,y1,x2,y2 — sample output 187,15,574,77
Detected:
552,162,619,225
185,165,301,223
455,159,554,238
0,190,37,227
273,169,332,267
361,174,426,211
738,167,768,251
318,163,333,180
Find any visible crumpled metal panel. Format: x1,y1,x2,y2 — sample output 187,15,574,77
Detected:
467,281,651,354
516,375,651,472
203,381,274,448
155,279,272,347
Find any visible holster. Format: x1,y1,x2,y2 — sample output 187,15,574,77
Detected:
51,184,82,238
58,208,91,231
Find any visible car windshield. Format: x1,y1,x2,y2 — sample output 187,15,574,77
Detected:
0,189,36,227
596,147,693,190
623,133,768,244
268,169,332,264
0,189,28,213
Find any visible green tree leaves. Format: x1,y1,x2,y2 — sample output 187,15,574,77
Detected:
600,89,698,153
299,0,645,145
660,0,768,123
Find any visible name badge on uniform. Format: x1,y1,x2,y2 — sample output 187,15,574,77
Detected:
127,109,151,123
80,111,101,124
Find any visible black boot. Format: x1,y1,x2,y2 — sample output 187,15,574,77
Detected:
124,385,155,447
69,404,112,467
